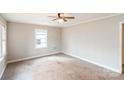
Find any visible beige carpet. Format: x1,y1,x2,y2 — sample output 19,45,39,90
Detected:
2,53,124,80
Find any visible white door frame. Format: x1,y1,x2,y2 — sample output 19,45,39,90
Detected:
119,22,124,73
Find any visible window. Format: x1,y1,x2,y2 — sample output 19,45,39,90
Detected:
0,27,2,58
0,25,6,60
35,29,47,48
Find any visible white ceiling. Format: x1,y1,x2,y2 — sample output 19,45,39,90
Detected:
1,13,120,28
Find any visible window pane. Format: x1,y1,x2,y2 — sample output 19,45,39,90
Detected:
2,27,6,56
36,35,47,39
40,34,47,38
2,27,6,41
41,43,47,48
36,39,41,45
2,41,6,56
36,35,41,39
41,38,47,42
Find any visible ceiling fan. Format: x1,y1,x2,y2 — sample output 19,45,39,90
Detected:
48,13,75,23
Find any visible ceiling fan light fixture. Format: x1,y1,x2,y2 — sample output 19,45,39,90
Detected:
58,19,64,23
48,13,75,23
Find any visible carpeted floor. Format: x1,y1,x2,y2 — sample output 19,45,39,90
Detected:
2,53,124,80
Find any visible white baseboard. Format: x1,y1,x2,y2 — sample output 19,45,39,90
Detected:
62,51,121,73
0,63,7,79
7,51,61,63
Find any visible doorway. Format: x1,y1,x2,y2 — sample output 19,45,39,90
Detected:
122,24,124,73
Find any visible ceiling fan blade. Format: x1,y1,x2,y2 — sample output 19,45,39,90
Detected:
48,13,75,23
48,16,57,18
52,19,57,21
64,17,75,19
63,19,67,22
58,13,61,18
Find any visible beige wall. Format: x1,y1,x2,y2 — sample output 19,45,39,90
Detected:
62,14,124,73
7,22,61,61
0,15,7,78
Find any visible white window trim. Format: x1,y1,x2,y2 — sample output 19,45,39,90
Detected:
0,25,6,62
0,30,2,58
35,29,48,49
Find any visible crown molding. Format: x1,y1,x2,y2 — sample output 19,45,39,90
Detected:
63,14,122,28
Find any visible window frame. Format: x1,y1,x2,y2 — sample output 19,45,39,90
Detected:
0,24,6,61
0,28,2,59
35,29,48,49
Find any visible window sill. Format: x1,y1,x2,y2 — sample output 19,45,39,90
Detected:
35,47,47,49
